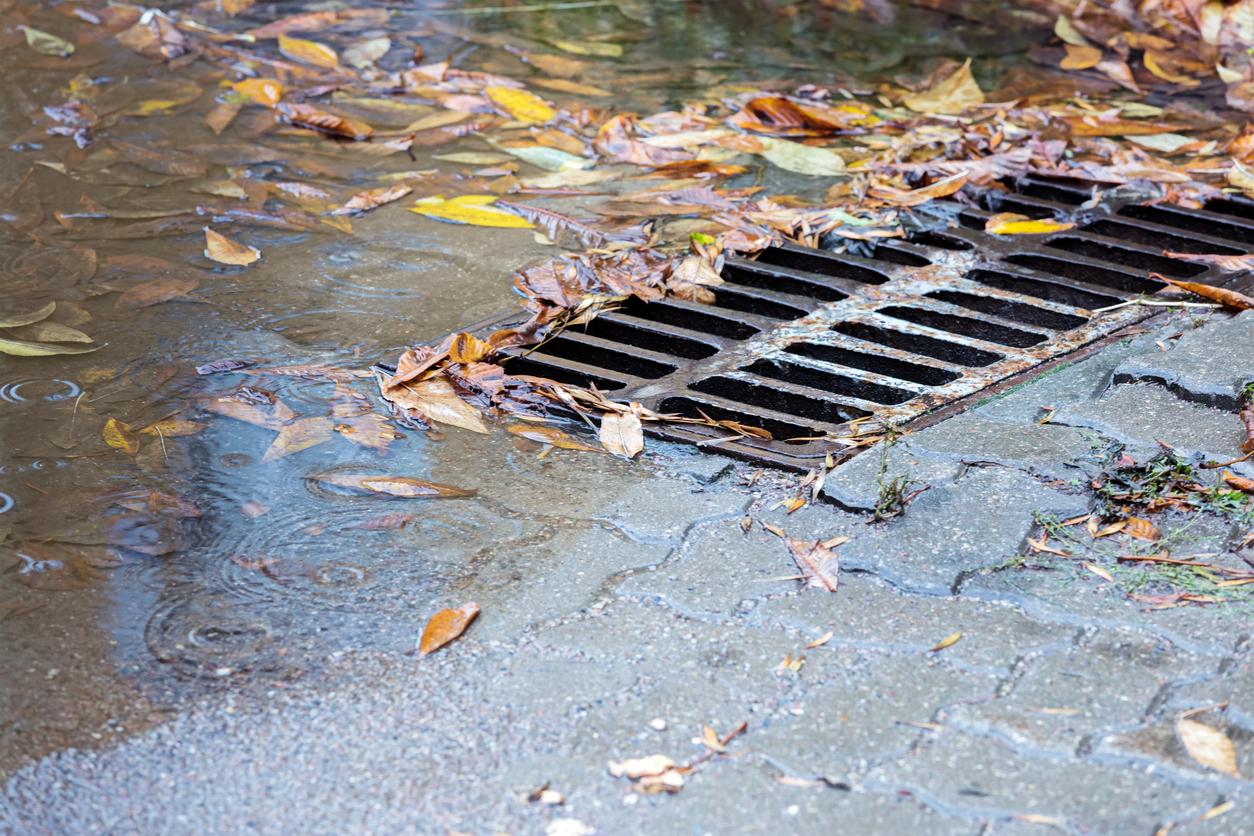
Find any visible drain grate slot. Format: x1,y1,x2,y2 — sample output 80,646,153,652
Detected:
833,322,1002,367
579,317,718,360
1044,237,1207,278
979,194,1057,219
752,248,889,284
1080,220,1245,255
784,342,961,386
909,231,972,251
1013,178,1093,204
722,262,848,302
1005,254,1166,294
878,306,1047,348
1117,205,1254,246
925,290,1087,331
967,269,1120,310
619,297,759,340
857,243,931,266
656,397,817,440
707,286,812,320
1204,197,1254,222
743,358,914,405
689,376,872,424
530,336,677,379
504,355,627,391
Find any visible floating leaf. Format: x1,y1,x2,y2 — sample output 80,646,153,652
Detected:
276,103,373,140
311,472,476,499
140,419,205,437
491,142,594,172
4,322,92,343
278,34,339,69
0,337,97,357
409,195,535,229
599,412,643,458
484,86,557,124
103,418,140,455
929,631,962,652
418,602,480,656
332,184,412,216
0,302,57,329
531,78,613,97
233,78,284,107
21,26,74,57
204,228,261,266
508,424,599,451
902,59,985,115
755,137,846,176
1177,718,1240,777
985,213,1075,235
261,417,333,462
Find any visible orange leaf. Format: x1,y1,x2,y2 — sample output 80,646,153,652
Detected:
1222,471,1254,493
1157,275,1254,311
232,78,283,106
1060,44,1102,70
419,602,480,656
1124,516,1159,541
278,34,339,69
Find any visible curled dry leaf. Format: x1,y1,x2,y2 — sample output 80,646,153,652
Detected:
1221,471,1254,493
985,213,1075,235
418,602,480,656
784,537,839,592
1176,717,1240,777
599,411,644,458
310,471,476,499
103,418,140,455
332,184,412,216
204,228,261,266
276,103,373,140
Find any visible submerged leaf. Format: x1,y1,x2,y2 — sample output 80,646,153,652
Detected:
0,302,57,329
5,322,92,343
233,78,284,106
0,337,97,357
310,471,476,498
484,86,557,124
21,26,75,57
116,276,199,309
419,602,480,656
204,228,261,266
278,34,339,69
755,137,846,176
261,417,333,461
103,418,140,455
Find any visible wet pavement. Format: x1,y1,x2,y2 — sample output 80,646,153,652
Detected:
1,0,1252,832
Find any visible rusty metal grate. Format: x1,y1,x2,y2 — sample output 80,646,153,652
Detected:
390,176,1254,470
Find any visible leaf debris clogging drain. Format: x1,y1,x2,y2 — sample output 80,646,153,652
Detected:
413,176,1254,471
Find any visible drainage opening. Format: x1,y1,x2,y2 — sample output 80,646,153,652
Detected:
656,397,818,440
620,297,759,340
751,248,890,284
1044,237,1208,278
742,358,914,405
689,376,872,424
784,342,961,386
925,290,1088,331
877,306,1047,348
967,269,1121,310
1004,254,1167,294
529,337,677,379
833,321,1002,367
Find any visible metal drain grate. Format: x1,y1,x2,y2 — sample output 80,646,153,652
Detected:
398,176,1254,470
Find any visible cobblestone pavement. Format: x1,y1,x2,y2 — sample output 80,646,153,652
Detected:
2,311,1252,834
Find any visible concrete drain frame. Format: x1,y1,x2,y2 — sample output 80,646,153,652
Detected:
391,175,1254,472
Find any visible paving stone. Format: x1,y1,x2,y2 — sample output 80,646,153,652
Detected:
903,415,1102,483
614,519,799,617
1165,651,1254,732
864,727,1229,834
1114,311,1254,409
821,440,964,511
945,629,1217,754
832,467,1087,595
1095,715,1254,789
1055,382,1247,463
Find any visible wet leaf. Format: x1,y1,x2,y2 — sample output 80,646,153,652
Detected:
1060,44,1103,71
599,412,643,458
140,419,205,437
21,26,75,57
0,302,57,328
548,39,622,57
204,390,297,430
343,36,390,69
111,139,207,177
276,103,373,140
206,101,242,135
278,34,339,69
233,78,284,107
204,228,261,266
902,59,985,115
311,471,475,499
116,276,199,309
1123,516,1160,541
3,321,91,344
1177,718,1240,777
261,417,333,461
492,142,593,172
929,631,962,652
103,417,140,455
484,86,557,124
418,602,480,656
985,213,1075,235
409,195,535,229
531,78,613,98
0,336,97,357
755,137,846,176
1158,276,1254,311
1054,15,1090,46
508,423,599,451
332,184,412,216
784,537,839,592
1221,471,1254,493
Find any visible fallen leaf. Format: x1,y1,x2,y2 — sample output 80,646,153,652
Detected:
4,322,91,344
985,213,1075,235
1053,15,1090,46
1060,44,1102,70
548,39,622,57
531,78,613,97
0,302,57,328
784,537,839,592
1241,404,1254,454
1222,471,1254,493
276,103,373,140
484,86,556,124
0,336,97,357
116,276,199,309
343,36,390,69
1161,252,1254,273
929,631,962,652
332,184,412,216
1177,718,1240,777
21,26,74,57
140,419,205,437
409,195,535,229
103,417,140,455
1124,516,1160,541
418,602,480,656
607,755,674,779
233,78,284,106
507,423,599,451
807,630,834,649
310,472,476,499
204,228,261,266
240,501,269,519
599,412,643,458
903,59,985,115
261,416,333,461
1158,275,1254,311
1084,562,1115,582
278,34,339,69
755,137,846,176
383,374,491,433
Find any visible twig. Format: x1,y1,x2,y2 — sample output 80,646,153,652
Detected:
1093,299,1221,313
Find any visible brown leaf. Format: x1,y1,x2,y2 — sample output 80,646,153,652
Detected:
111,139,206,177
204,228,261,266
594,115,689,166
607,755,675,779
140,419,205,437
384,375,490,434
783,537,839,592
1157,275,1254,311
115,276,200,309
1241,404,1254,454
418,602,480,656
599,411,643,458
103,417,140,455
332,184,412,216
1222,471,1254,493
1177,718,1240,777
727,96,874,136
1060,44,1103,71
334,413,400,455
204,392,297,430
507,423,599,451
1124,516,1160,541
276,103,373,141
261,416,333,462
902,59,985,115
310,472,476,499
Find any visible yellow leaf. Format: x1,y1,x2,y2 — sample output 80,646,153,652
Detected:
0,336,97,357
1144,51,1199,86
548,39,622,57
1060,44,1102,71
409,195,534,229
531,78,613,98
232,78,284,107
204,227,261,266
1083,562,1115,582
0,302,56,328
278,34,339,69
985,213,1075,235
1177,718,1240,777
484,86,557,124
929,631,962,652
902,59,985,115
1228,158,1254,197
140,419,206,437
103,418,140,455
1054,15,1090,46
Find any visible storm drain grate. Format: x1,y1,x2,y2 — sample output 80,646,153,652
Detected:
403,176,1254,470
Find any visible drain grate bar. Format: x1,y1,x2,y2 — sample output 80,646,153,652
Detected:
393,176,1254,470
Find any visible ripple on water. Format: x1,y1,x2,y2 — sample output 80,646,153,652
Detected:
0,378,81,404
144,593,279,679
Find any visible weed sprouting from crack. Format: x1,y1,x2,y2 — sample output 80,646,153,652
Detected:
872,426,929,522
